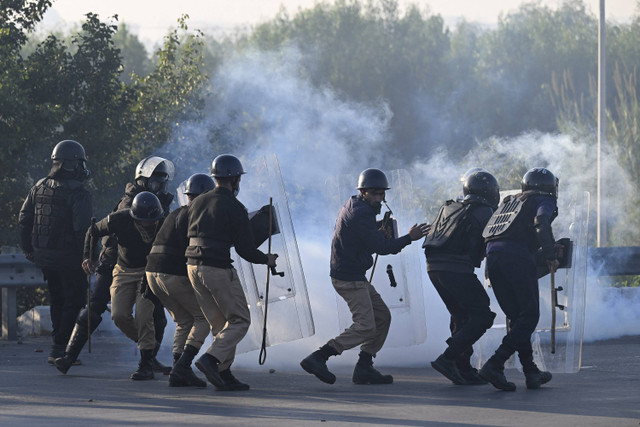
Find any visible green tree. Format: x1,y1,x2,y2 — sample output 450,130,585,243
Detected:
113,22,152,83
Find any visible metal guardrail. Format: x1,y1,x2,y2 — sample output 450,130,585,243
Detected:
587,246,640,276
0,253,46,340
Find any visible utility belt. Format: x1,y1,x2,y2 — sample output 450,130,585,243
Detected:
149,245,184,257
188,237,230,250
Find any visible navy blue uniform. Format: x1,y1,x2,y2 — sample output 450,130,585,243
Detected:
485,192,557,366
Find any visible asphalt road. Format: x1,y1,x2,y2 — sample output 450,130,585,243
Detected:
0,333,639,426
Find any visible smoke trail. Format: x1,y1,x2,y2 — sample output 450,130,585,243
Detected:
159,47,639,371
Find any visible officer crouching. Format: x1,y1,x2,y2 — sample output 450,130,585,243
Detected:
300,168,429,385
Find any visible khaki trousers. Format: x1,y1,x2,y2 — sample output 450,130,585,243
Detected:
146,271,209,354
110,264,155,350
187,265,250,371
326,278,391,356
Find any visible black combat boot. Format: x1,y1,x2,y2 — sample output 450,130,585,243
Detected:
352,351,393,385
479,357,516,391
169,345,206,387
519,352,552,389
218,369,250,391
54,323,89,374
173,352,182,367
131,349,155,380
300,344,338,384
431,354,466,385
151,341,171,374
48,343,65,365
195,353,226,389
455,350,487,385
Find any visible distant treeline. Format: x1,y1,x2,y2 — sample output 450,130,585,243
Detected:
1,0,639,246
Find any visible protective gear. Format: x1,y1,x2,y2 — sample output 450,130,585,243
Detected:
423,200,474,252
300,344,338,384
521,168,558,198
463,171,500,209
534,215,557,260
131,349,154,380
460,167,488,182
54,312,100,374
169,345,207,387
479,358,516,391
152,341,172,374
184,173,215,196
135,156,175,194
431,354,465,385
352,351,393,384
51,140,87,161
524,368,553,389
51,140,90,181
218,369,250,391
130,192,163,222
31,183,78,251
356,168,390,190
211,154,245,178
195,353,226,389
482,195,526,239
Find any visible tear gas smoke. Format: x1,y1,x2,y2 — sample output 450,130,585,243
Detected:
156,47,640,371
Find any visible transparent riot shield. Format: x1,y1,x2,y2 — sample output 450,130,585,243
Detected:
324,170,427,347
230,154,315,353
475,191,589,373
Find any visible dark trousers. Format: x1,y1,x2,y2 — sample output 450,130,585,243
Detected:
428,270,495,363
42,268,87,346
82,268,167,343
486,251,540,360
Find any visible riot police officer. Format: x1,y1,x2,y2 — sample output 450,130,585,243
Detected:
54,156,174,374
78,192,165,380
18,140,92,364
146,173,215,388
424,170,499,385
187,155,278,391
479,167,559,391
300,168,429,385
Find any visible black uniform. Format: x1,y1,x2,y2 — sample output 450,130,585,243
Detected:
484,192,557,366
18,175,92,357
425,198,496,382
77,182,172,340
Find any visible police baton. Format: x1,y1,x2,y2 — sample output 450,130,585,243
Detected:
369,202,393,283
259,197,281,365
550,270,556,353
87,217,96,353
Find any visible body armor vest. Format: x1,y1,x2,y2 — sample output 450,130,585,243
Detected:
423,200,473,254
32,178,76,251
482,194,525,239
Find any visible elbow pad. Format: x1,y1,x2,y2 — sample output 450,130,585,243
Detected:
534,214,556,260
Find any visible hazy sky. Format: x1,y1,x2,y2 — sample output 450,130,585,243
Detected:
41,0,636,48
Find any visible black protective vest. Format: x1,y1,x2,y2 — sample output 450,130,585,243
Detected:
423,200,474,255
32,178,76,250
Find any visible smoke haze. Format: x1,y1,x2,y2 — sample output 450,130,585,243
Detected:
160,47,640,371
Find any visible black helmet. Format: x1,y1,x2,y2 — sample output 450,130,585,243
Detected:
521,167,558,198
356,168,390,190
51,140,87,161
460,167,488,183
130,192,164,222
211,154,245,178
184,173,215,196
463,171,500,208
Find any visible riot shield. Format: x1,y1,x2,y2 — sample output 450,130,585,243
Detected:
230,154,315,353
475,190,589,373
324,169,427,347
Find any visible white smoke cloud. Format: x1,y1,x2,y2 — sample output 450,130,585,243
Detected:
161,46,640,372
